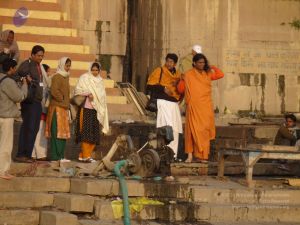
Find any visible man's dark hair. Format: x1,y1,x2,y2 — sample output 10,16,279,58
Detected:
285,114,297,122
193,53,210,72
42,64,50,72
31,45,45,55
165,53,178,64
2,58,17,73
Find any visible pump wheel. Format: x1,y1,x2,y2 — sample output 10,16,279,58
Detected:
139,149,160,176
127,152,142,174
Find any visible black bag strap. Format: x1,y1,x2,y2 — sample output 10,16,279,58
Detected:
158,67,163,83
0,75,9,85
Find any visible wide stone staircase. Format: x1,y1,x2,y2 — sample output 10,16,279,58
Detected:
1,162,300,225
0,0,145,121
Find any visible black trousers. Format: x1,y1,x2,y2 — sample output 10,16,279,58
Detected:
17,101,42,158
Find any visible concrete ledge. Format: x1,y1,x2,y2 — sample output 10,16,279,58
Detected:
0,177,70,192
54,193,95,212
94,200,187,222
2,24,77,37
192,187,300,205
0,210,39,225
70,178,189,199
0,192,53,208
194,203,300,223
40,211,78,225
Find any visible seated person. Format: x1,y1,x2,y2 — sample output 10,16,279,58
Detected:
274,114,300,146
274,114,300,171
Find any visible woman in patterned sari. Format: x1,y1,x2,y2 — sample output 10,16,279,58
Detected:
74,62,109,163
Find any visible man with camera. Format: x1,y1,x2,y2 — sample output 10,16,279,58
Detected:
0,58,27,179
15,45,45,163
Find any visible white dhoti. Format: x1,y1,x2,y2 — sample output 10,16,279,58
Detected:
156,99,182,157
32,120,48,159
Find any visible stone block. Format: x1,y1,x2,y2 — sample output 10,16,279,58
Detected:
0,210,39,225
54,193,95,212
192,187,300,205
40,211,78,225
0,177,70,192
70,178,119,196
0,192,53,208
194,203,300,223
94,199,186,222
94,200,114,220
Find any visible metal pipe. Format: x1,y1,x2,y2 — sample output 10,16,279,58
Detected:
114,160,131,225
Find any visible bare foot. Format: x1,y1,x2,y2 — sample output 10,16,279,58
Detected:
0,174,13,180
185,157,192,163
5,173,15,179
185,153,193,163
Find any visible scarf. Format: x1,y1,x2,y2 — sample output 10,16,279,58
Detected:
0,30,20,61
74,62,109,134
56,57,70,77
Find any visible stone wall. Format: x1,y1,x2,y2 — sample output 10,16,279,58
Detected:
58,0,300,115
58,0,127,82
130,0,300,115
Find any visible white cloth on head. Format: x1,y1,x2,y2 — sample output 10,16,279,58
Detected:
192,45,202,54
74,62,109,134
0,30,19,62
156,99,182,157
56,57,70,77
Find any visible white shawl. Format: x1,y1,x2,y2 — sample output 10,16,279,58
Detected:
56,57,70,77
74,62,109,134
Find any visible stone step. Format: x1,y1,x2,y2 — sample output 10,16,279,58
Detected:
0,210,39,225
18,41,89,54
40,211,78,225
192,186,300,205
0,8,67,21
79,219,162,225
0,0,61,11
15,33,82,45
0,192,53,208
43,59,90,70
54,193,95,213
20,50,95,62
107,103,138,115
106,96,127,104
94,199,187,222
22,0,57,3
194,203,300,223
0,16,72,29
2,24,77,37
70,178,189,199
0,176,70,192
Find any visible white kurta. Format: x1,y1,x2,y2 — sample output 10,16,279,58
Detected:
156,99,182,157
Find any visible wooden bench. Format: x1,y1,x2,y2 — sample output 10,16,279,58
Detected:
217,144,300,186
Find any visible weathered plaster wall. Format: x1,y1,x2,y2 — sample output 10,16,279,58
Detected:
58,0,127,81
58,0,300,115
131,0,300,115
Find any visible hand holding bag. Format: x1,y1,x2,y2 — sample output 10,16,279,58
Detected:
145,68,163,112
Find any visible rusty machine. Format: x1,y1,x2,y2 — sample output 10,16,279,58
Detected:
90,126,175,177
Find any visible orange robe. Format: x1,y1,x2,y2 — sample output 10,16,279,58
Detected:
182,66,224,160
147,66,181,101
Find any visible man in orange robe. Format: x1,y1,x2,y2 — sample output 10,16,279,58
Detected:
146,53,182,159
177,53,224,162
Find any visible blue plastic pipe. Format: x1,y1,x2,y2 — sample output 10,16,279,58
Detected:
114,160,131,225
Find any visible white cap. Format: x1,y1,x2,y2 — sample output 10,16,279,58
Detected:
192,45,202,54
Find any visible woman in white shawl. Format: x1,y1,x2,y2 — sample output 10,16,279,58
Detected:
0,30,19,63
74,62,109,163
45,57,71,162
